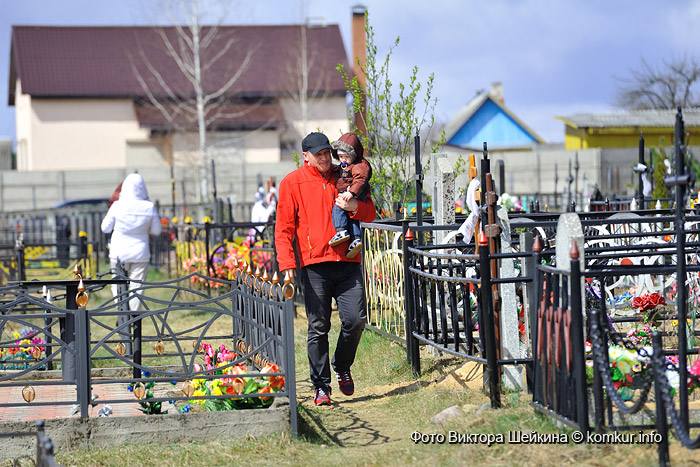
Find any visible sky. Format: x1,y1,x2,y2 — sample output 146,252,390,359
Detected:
4,0,700,147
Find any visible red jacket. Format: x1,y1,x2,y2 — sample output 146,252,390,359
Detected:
275,163,376,271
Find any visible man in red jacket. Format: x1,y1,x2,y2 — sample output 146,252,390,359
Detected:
275,132,376,406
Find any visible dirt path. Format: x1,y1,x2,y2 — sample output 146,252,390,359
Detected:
295,360,489,447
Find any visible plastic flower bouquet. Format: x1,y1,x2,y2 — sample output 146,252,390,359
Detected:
633,292,667,326
189,342,285,411
626,324,655,347
689,359,700,395
632,292,666,312
586,344,646,401
0,328,45,370
497,193,523,212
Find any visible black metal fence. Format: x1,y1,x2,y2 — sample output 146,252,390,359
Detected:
530,239,588,432
0,264,297,436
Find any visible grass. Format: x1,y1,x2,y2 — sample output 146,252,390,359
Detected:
9,270,700,465
52,303,699,467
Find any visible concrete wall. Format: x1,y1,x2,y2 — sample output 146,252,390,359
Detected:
437,145,603,198
0,400,290,461
0,161,300,213
436,144,700,202
0,139,11,170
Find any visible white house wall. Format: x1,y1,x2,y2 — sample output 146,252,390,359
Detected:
14,80,31,171
279,96,350,144
19,93,151,171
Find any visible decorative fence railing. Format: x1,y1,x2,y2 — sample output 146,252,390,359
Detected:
0,263,297,436
403,229,487,382
362,221,405,338
530,239,588,432
360,108,700,464
172,221,276,279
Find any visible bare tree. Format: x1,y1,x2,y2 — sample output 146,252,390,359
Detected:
130,0,254,204
279,19,337,148
614,55,700,110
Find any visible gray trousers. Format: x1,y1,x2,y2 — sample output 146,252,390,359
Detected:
300,261,366,390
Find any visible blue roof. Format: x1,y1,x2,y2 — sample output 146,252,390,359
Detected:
447,99,539,148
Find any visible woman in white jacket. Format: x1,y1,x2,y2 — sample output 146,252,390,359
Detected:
101,173,162,311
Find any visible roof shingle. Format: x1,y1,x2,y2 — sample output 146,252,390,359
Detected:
9,25,348,103
554,108,700,128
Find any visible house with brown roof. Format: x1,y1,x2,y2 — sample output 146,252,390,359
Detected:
8,23,351,173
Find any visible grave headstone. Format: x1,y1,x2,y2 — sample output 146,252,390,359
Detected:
434,157,455,244
496,207,524,390
555,212,586,318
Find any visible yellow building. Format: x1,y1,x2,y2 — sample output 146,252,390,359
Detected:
554,109,700,150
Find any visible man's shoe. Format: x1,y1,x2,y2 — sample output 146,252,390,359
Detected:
329,230,351,246
314,387,331,406
335,370,354,396
346,239,362,259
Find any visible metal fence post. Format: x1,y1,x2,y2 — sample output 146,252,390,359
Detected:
672,106,689,431
590,308,606,431
75,293,91,418
525,232,538,393
204,222,212,297
402,221,420,376
283,297,297,437
479,232,500,408
652,331,670,466
63,282,78,384
414,132,423,229
569,242,588,433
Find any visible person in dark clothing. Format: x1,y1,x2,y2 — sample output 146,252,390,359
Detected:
327,133,372,259
275,131,376,406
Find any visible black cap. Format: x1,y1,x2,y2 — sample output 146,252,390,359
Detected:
302,132,332,155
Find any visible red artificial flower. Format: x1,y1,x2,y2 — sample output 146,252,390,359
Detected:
648,293,666,308
261,363,285,389
632,293,666,312
258,386,273,401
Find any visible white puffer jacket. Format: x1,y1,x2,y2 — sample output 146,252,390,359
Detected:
101,173,162,263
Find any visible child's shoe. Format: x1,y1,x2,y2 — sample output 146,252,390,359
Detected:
346,238,362,259
329,230,351,246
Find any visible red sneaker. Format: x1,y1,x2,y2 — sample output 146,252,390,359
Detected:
335,370,354,396
314,387,331,406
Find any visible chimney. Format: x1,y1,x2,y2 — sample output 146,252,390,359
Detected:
352,5,367,138
490,82,504,105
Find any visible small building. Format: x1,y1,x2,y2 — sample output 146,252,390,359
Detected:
443,82,545,152
554,109,700,150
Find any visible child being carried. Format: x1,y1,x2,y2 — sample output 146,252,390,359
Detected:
328,132,372,259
